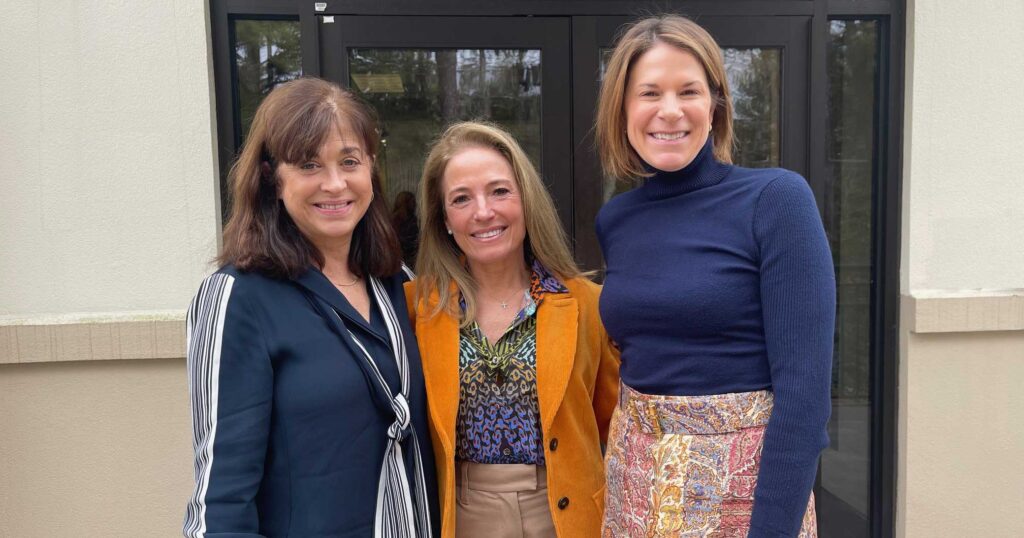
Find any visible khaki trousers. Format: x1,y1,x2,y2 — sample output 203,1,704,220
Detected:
455,462,557,538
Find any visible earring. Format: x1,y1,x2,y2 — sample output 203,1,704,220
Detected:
447,229,453,235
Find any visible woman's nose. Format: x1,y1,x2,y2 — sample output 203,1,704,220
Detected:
321,166,347,191
657,95,684,121
473,198,494,220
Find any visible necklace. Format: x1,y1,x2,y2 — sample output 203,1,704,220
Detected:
488,287,529,310
328,274,361,287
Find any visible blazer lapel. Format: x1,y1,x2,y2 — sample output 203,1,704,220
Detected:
416,289,461,458
536,292,578,434
294,267,386,342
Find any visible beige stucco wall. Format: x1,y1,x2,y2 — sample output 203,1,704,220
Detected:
0,360,192,538
0,0,217,536
898,330,1024,537
900,0,1024,536
901,0,1024,292
0,0,220,318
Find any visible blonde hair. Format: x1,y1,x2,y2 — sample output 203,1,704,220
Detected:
415,121,582,326
596,14,735,182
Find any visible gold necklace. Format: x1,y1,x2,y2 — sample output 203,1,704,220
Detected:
328,274,361,287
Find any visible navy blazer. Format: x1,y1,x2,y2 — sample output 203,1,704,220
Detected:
183,264,439,537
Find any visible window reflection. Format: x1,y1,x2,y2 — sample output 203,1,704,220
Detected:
818,19,879,538
232,19,302,145
724,48,781,168
349,48,543,267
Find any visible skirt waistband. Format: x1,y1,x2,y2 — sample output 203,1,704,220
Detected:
618,382,773,435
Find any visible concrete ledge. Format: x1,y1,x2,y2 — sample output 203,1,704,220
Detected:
905,290,1024,333
0,312,185,364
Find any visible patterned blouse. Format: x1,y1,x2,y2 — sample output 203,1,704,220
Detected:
455,260,568,465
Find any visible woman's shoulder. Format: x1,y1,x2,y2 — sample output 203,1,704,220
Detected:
562,276,602,303
192,264,300,308
726,165,808,192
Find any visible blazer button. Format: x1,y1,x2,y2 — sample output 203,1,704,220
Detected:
557,497,569,510
549,438,559,451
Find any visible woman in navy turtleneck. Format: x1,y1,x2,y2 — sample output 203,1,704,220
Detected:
593,15,835,538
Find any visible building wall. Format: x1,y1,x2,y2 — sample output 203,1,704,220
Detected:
0,0,220,317
0,0,217,536
899,0,1024,536
0,360,192,537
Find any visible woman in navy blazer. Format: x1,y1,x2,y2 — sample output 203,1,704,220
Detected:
183,78,438,538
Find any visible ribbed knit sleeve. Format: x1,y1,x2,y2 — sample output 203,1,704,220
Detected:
749,173,835,537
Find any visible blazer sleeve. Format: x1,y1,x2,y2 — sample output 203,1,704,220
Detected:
183,273,273,538
586,282,621,444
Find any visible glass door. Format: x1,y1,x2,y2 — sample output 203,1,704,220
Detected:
318,16,572,266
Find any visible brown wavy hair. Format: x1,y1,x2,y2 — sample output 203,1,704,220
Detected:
218,77,400,279
415,121,583,325
596,15,735,182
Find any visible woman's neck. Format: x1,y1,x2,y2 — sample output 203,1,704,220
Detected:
319,242,355,283
469,256,531,296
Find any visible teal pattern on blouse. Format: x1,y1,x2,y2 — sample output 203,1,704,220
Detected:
455,260,568,464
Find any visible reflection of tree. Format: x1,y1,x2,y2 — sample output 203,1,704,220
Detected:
348,48,543,197
827,21,878,403
726,48,780,168
235,20,302,141
436,50,460,122
478,50,490,118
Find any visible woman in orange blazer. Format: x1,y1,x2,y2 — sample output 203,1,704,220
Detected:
406,121,620,538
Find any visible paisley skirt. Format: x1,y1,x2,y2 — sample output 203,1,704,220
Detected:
601,383,817,537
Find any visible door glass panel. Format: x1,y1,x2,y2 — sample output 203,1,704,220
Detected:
724,48,781,168
819,19,879,538
349,49,542,266
599,46,781,199
232,19,302,146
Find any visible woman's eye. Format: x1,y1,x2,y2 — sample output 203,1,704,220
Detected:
299,162,319,171
450,195,470,205
493,187,512,196
341,158,360,167
682,89,700,96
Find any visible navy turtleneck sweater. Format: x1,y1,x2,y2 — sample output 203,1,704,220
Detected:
596,138,835,538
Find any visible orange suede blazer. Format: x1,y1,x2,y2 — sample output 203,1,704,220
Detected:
404,277,620,538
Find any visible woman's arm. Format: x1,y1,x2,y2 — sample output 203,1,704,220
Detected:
183,273,273,538
749,173,836,538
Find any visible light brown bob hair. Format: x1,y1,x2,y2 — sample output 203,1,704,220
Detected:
596,14,735,181
415,121,582,325
218,77,400,279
